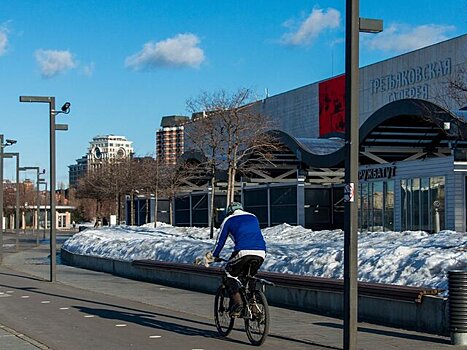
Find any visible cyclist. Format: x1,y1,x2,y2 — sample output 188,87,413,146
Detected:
205,202,266,317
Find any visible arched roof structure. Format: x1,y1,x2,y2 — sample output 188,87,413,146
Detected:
267,99,467,168
180,99,467,184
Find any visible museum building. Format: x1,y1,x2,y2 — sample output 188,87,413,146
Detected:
178,34,467,233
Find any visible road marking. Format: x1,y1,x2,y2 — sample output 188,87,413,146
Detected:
115,324,127,327
41,301,50,304
159,287,168,290
84,315,95,318
59,307,69,310
6,291,14,294
149,335,162,338
21,296,30,298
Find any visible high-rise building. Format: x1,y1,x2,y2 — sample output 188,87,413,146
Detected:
68,156,88,187
87,135,134,170
68,135,134,186
155,116,189,165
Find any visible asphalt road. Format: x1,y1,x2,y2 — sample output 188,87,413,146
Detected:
0,266,330,350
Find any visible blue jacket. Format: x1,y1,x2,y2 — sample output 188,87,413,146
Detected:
213,209,266,257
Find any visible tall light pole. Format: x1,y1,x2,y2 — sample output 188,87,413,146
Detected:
3,152,20,251
19,96,70,282
343,2,382,350
19,167,44,246
0,136,17,264
38,178,47,239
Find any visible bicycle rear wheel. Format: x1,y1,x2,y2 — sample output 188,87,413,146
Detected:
214,286,235,336
244,290,270,346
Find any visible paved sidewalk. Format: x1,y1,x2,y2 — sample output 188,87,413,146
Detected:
1,244,461,350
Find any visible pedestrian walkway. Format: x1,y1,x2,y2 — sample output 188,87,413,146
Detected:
0,244,459,350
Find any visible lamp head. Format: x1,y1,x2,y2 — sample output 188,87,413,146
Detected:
61,102,71,113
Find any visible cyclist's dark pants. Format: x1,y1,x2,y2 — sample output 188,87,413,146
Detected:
224,253,264,296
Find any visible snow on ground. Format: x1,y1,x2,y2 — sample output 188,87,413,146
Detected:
62,223,467,291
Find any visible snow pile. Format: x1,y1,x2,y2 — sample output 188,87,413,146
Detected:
62,223,467,290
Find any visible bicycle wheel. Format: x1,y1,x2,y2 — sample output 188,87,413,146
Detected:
244,290,270,346
214,286,235,337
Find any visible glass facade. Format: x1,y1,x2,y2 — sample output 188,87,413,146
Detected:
400,176,445,232
359,180,394,232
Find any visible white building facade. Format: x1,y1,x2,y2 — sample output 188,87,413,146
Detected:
87,135,134,170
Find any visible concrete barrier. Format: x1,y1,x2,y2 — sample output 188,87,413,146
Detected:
60,248,449,336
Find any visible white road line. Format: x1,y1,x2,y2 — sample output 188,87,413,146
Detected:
59,307,69,310
41,301,50,304
84,315,95,318
21,295,30,298
6,291,14,294
149,335,162,338
115,324,127,327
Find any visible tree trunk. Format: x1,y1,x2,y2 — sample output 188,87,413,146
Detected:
230,166,237,202
210,176,216,239
145,196,149,224
169,198,173,225
154,189,158,228
130,192,134,226
226,167,232,205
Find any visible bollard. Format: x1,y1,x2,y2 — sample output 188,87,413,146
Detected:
448,270,467,345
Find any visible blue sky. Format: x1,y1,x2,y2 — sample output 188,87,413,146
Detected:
0,0,465,186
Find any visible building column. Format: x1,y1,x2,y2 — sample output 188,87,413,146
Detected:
297,175,306,227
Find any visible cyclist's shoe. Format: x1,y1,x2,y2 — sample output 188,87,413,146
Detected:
229,303,243,318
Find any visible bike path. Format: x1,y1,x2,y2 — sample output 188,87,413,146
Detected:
1,245,457,350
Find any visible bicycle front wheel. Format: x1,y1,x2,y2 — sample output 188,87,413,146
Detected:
214,286,235,337
244,290,270,346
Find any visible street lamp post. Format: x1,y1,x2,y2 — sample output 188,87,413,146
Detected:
0,136,17,264
19,96,70,282
19,167,44,246
343,2,382,350
3,152,20,251
38,178,47,239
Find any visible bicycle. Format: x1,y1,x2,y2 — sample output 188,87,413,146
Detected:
212,257,274,346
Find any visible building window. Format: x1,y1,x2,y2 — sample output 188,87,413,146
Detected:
359,180,394,232
400,176,445,232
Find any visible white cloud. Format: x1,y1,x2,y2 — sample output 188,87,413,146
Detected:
35,49,77,78
125,33,205,70
0,27,9,56
363,23,456,53
281,7,341,46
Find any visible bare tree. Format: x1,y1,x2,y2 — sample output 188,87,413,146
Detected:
186,88,280,233
186,93,228,237
139,157,162,227
157,161,199,225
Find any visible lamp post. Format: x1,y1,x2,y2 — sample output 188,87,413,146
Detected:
19,96,70,282
19,167,44,246
38,178,47,239
343,2,382,350
3,152,20,251
0,136,17,264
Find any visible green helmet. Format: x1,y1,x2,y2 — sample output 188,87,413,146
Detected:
226,202,243,216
